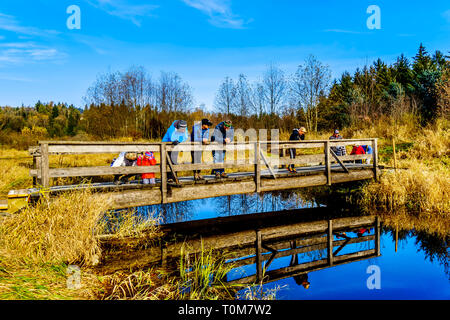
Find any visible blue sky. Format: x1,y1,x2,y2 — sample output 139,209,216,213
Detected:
0,0,449,110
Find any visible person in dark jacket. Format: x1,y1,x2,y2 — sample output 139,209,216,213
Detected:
211,120,234,179
191,118,212,181
288,127,306,173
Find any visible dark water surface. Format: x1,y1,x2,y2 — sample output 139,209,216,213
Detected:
125,190,449,300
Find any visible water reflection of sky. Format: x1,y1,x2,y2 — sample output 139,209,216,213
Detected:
132,191,319,225
124,191,449,300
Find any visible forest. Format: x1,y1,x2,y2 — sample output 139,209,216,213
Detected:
0,43,448,148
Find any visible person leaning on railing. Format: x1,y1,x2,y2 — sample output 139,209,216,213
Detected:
211,120,234,179
162,120,189,182
191,118,213,181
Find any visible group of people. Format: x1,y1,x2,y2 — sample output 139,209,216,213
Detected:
287,128,372,173
112,121,372,185
111,118,234,185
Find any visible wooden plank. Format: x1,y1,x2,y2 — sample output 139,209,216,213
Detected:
328,220,333,266
325,141,331,185
44,165,160,178
375,216,381,256
48,144,160,154
328,140,374,147
255,142,261,192
166,143,254,152
171,160,251,172
160,144,167,204
372,138,379,181
256,230,263,283
40,143,49,188
279,143,325,149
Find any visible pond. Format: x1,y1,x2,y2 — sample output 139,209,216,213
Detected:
116,187,449,300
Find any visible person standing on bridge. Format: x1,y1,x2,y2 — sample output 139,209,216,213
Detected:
191,118,213,181
288,127,306,173
162,120,189,181
329,129,347,156
211,120,234,179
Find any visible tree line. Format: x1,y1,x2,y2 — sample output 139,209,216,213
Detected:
0,43,448,147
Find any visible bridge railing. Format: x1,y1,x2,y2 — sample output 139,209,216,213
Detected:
29,138,378,191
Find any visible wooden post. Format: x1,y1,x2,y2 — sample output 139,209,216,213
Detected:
375,216,381,256
256,230,263,283
325,141,331,186
327,220,333,266
160,143,167,204
40,143,49,188
33,154,41,186
255,142,261,193
372,139,378,181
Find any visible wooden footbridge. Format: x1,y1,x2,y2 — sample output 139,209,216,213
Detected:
1,138,379,213
98,207,381,285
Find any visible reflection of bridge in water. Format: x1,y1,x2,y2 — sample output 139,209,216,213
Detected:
98,207,381,285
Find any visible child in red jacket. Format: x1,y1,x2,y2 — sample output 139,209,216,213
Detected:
137,151,157,184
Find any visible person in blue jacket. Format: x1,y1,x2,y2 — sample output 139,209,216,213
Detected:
362,144,373,164
162,120,189,181
191,118,213,181
211,120,234,179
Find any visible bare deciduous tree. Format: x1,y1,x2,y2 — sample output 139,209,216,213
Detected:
291,55,331,132
233,74,252,117
214,76,236,115
262,63,287,115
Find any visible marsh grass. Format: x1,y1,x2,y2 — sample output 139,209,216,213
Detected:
359,117,449,218
0,187,113,299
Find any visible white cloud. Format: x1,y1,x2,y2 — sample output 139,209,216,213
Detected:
86,0,159,27
0,14,64,65
0,41,64,65
181,0,250,29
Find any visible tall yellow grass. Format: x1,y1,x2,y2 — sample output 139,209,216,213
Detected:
0,188,110,266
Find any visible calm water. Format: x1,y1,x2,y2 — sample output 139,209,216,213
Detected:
122,189,449,300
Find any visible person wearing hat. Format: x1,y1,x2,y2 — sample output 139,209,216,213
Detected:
288,126,307,173
162,120,189,181
329,129,346,156
211,120,234,179
289,241,310,289
191,119,213,181
137,151,157,184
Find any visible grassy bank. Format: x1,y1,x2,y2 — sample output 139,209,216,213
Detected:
357,117,449,218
